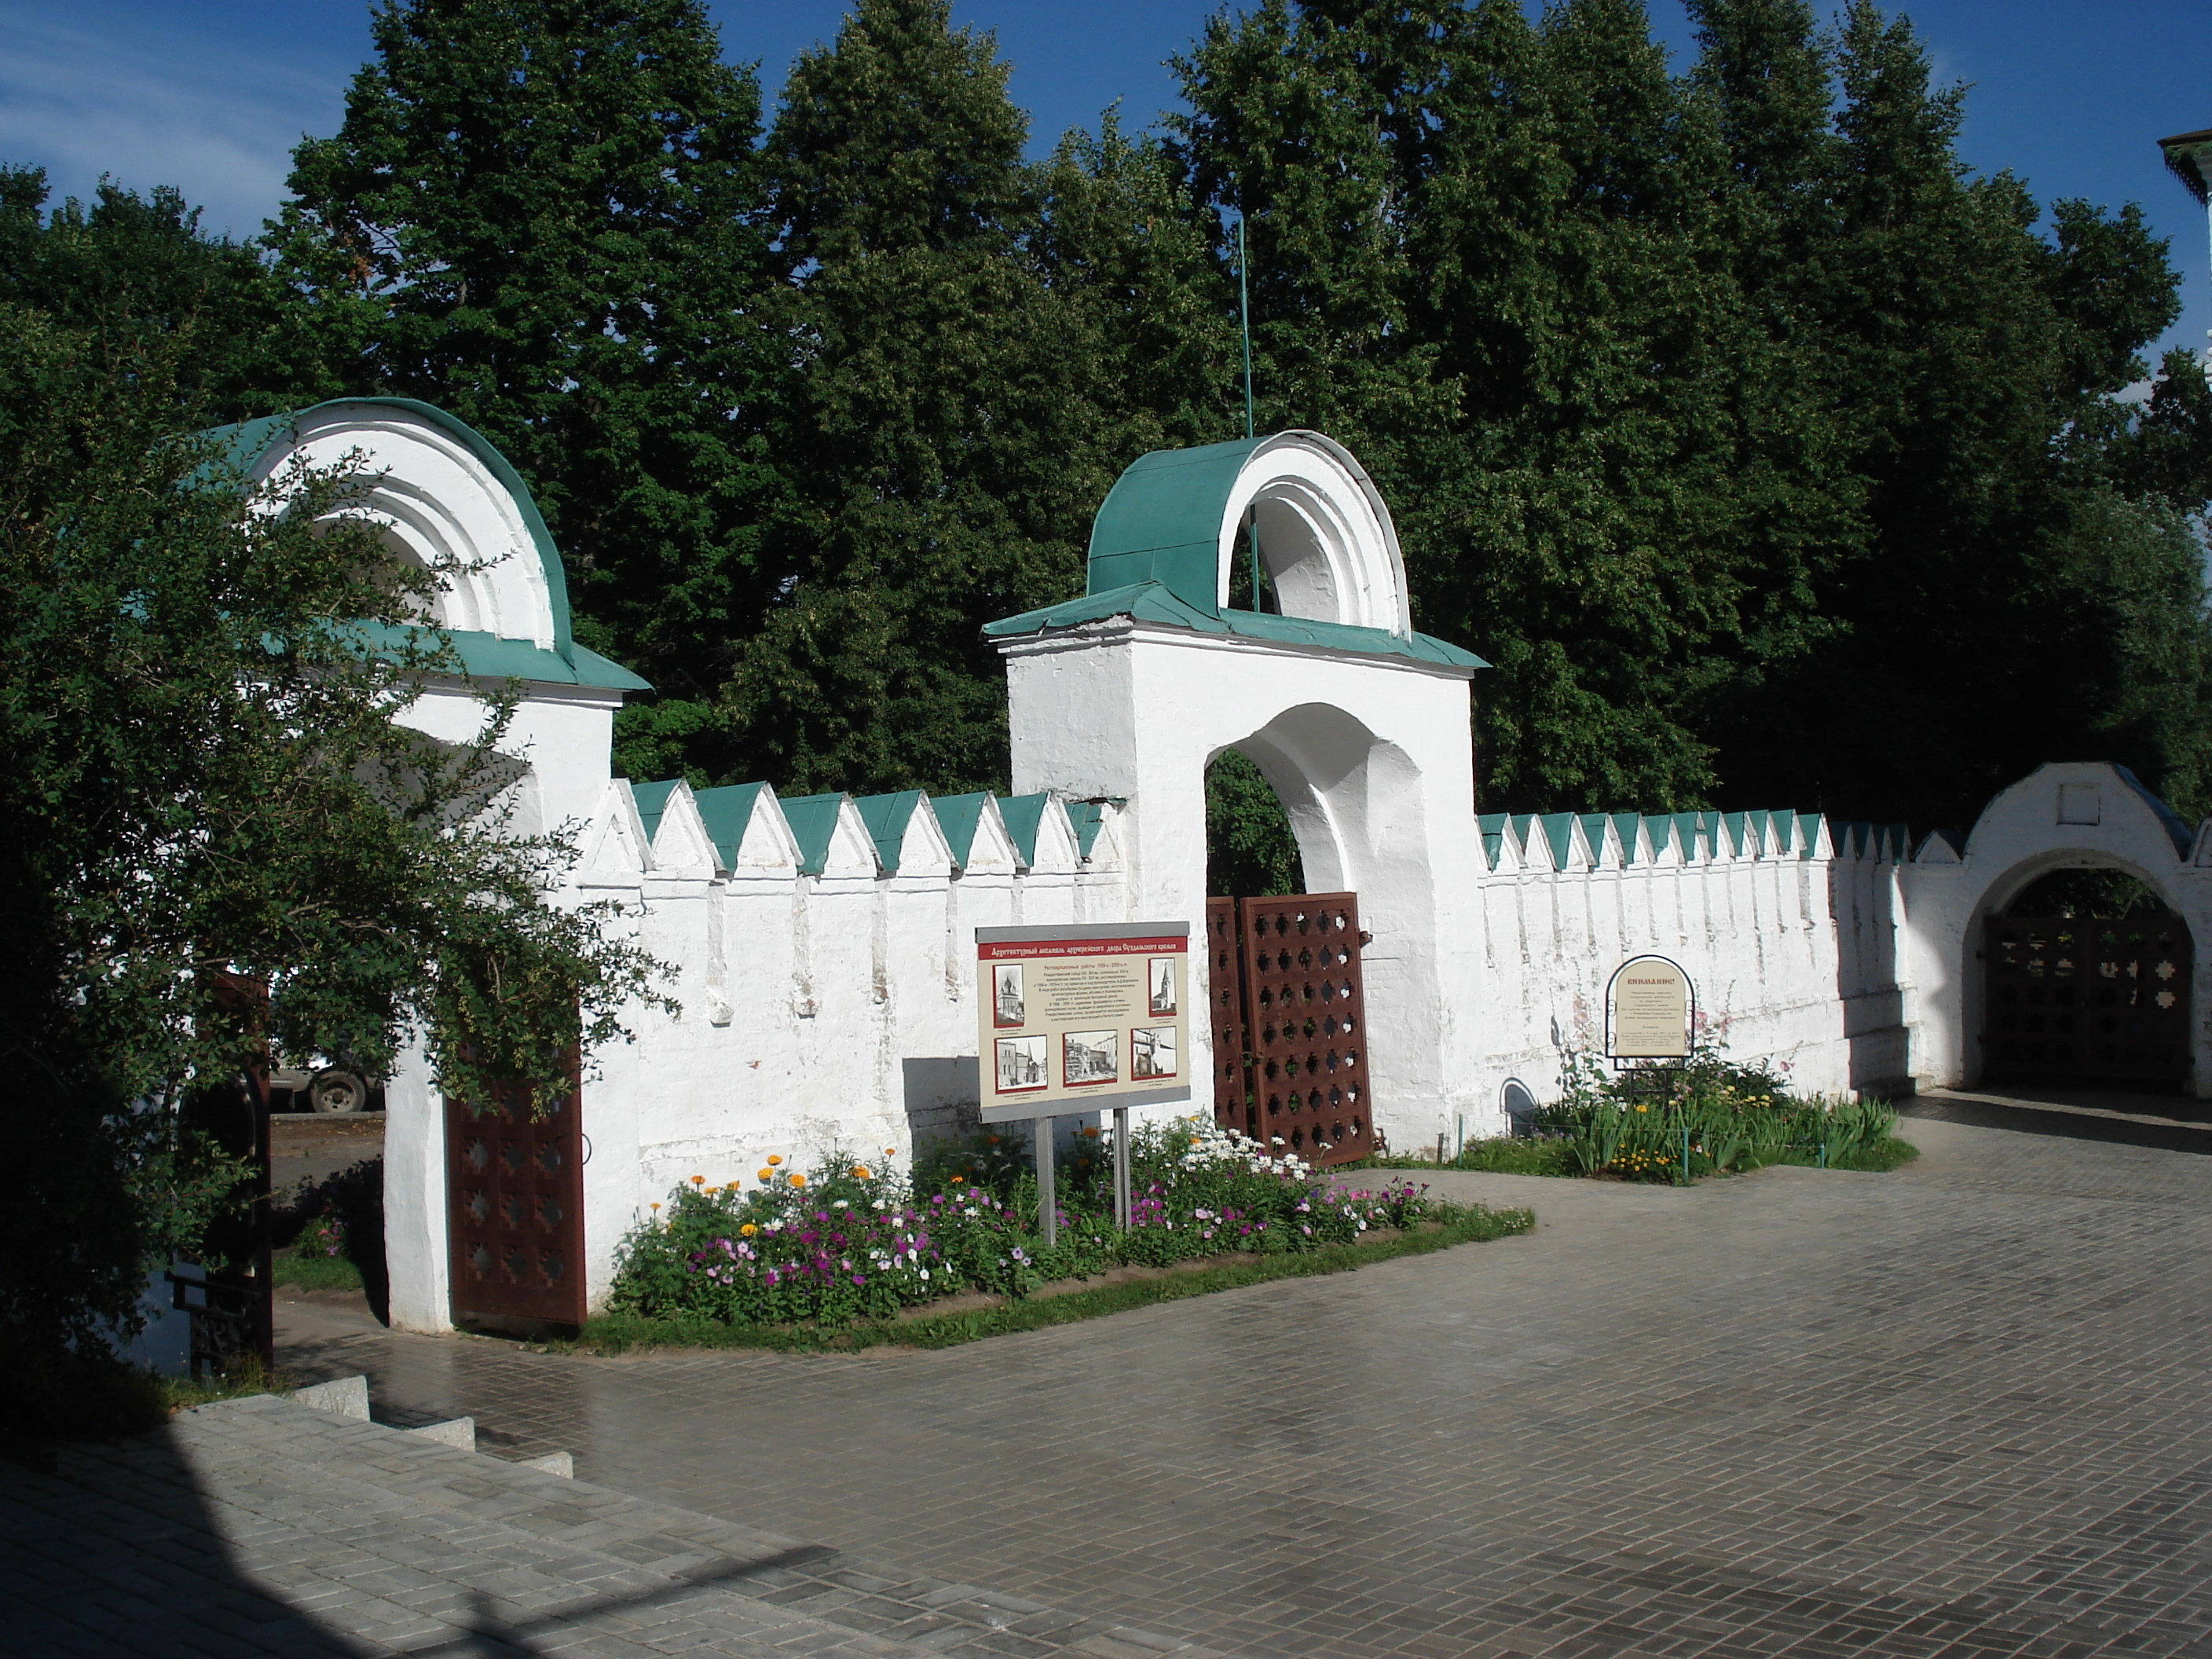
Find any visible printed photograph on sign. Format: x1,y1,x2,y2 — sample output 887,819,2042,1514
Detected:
1148,957,1177,1016
991,964,1025,1029
1062,1029,1119,1086
1131,1025,1177,1079
994,1035,1048,1093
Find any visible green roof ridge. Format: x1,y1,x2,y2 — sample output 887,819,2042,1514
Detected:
778,793,853,877
854,791,926,873
998,794,1050,867
692,782,768,869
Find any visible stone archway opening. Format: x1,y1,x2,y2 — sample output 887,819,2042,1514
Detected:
1205,749,1303,899
1977,858,2195,1093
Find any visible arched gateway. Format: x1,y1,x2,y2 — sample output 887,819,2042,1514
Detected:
987,432,1487,1152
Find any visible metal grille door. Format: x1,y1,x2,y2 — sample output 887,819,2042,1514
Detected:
1986,915,2192,1088
447,1068,586,1327
1207,898,1255,1141
1210,893,1375,1166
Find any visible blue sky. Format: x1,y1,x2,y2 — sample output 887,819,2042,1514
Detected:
4,1,2210,368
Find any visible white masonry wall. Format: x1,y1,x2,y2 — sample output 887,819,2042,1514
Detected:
456,781,1921,1328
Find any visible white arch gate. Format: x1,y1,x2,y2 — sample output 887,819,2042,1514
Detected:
1898,762,2212,1094
989,431,1489,1148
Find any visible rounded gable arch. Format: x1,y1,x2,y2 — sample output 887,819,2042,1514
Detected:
1085,430,1412,635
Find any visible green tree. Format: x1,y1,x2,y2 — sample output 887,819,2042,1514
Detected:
269,0,788,780
0,310,669,1375
0,165,319,419
1718,2,2208,825
724,0,1169,795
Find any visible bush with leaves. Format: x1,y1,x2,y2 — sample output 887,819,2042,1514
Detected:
0,313,672,1374
1537,1033,1908,1181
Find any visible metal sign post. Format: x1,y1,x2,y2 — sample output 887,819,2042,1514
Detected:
1112,1105,1131,1229
976,921,1192,1244
1034,1115,1057,1247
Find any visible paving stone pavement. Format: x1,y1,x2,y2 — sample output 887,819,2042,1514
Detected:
191,1110,2212,1654
0,1392,1214,1657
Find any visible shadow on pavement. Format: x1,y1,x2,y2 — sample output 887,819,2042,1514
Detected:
2,1423,357,1656
1901,1090,2212,1156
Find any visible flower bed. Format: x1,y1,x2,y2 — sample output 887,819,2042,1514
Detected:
608,1119,1471,1329
1536,1045,1914,1181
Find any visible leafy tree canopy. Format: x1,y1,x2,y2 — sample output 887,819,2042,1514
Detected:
0,309,670,1357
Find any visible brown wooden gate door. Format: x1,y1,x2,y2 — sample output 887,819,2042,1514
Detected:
1208,893,1375,1166
447,1065,586,1327
1985,914,2192,1089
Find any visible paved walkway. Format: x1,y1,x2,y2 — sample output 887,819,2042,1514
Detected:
2,1393,1200,1657
15,1104,2211,1656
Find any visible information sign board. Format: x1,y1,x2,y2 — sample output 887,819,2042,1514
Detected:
975,923,1192,1124
1606,954,1694,1060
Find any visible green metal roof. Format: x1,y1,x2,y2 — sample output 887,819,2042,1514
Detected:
778,793,854,877
1478,811,1508,869
631,780,679,845
693,782,768,869
929,793,992,869
984,580,1485,670
1063,800,1114,860
854,790,926,873
1083,437,1266,610
998,794,1050,867
196,397,650,694
335,621,648,691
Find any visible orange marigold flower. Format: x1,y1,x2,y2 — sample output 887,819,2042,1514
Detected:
740,1223,757,1237
851,1166,872,1181
789,1174,807,1188
690,1174,705,1185
757,1168,773,1181
767,1154,784,1166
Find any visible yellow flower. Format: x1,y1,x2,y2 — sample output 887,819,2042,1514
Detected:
767,1154,784,1166
789,1173,807,1188
1635,1104,1648,1113
650,1201,661,1210
852,1166,872,1181
950,1174,965,1184
690,1174,705,1185
884,1146,896,1157
740,1223,757,1237
757,1168,773,1181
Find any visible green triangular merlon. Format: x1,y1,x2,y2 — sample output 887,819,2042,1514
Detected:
778,793,854,877
931,792,991,868
1063,800,1116,860
998,794,1050,867
692,782,768,870
631,780,679,846
1536,812,1577,869
1478,811,1508,870
855,790,926,873
1611,813,1643,864
1796,813,1824,859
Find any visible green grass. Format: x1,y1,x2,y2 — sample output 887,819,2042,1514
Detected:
272,1245,366,1291
1353,1129,1917,1182
1355,1137,1577,1176
572,1202,1534,1357
1781,1136,1921,1174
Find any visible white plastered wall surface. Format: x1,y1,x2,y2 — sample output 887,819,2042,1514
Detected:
1896,761,2212,1095
249,406,2212,1331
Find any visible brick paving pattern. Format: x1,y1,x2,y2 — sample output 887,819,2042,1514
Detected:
13,1104,2211,1656
1,1393,1208,1657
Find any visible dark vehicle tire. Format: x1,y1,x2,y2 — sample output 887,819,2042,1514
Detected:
309,1068,370,1115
